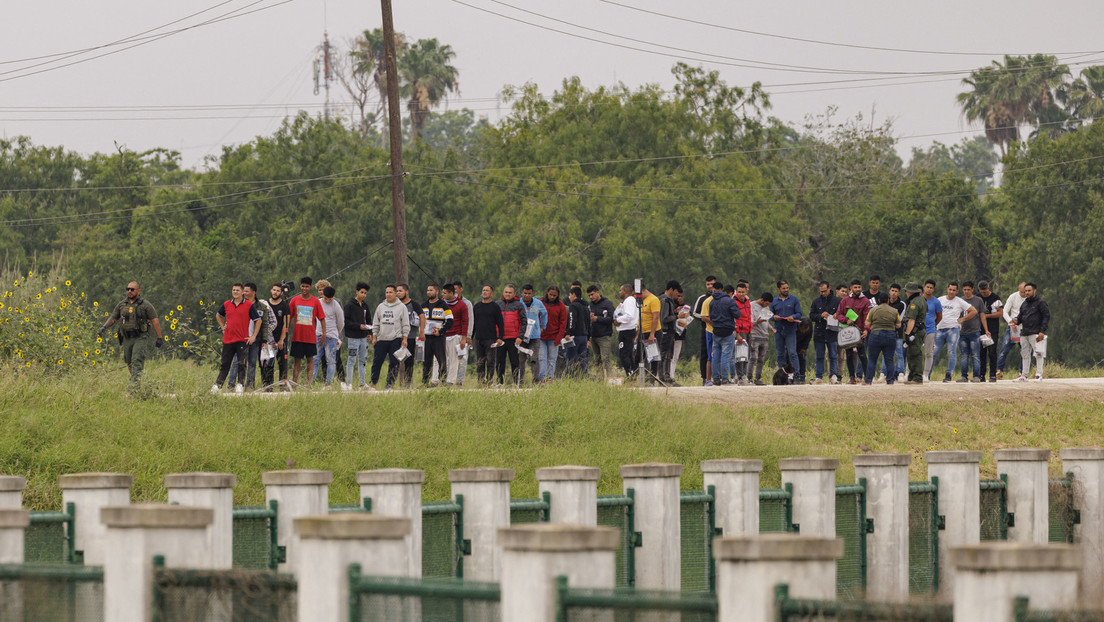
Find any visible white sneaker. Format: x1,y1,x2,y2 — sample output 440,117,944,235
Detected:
1014,375,1029,382
234,383,244,394
876,373,885,383
897,373,906,382
830,375,840,384
210,384,220,395
340,382,351,391
1033,375,1042,382
813,378,823,385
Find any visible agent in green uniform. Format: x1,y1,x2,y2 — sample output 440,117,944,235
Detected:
902,282,927,384
99,281,163,392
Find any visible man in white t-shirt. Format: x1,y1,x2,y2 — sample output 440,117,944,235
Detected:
614,284,639,378
927,282,977,382
995,281,1026,380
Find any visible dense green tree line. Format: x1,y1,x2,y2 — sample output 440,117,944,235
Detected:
1,62,1101,365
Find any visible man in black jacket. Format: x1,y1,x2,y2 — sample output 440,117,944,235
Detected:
565,286,591,377
1013,282,1050,381
658,280,681,385
587,285,615,380
343,282,372,389
472,285,505,386
809,281,841,384
420,284,454,387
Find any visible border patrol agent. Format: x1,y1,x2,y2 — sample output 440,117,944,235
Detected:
902,282,928,384
98,280,163,391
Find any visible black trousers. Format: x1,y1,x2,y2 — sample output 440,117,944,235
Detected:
422,335,446,384
618,330,637,376
659,330,676,381
496,340,521,384
979,342,999,379
474,338,496,385
845,344,867,380
699,327,708,381
215,341,248,388
371,338,403,386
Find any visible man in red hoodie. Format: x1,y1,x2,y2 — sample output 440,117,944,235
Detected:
836,279,872,384
495,285,528,385
442,283,469,386
733,281,753,384
539,286,567,382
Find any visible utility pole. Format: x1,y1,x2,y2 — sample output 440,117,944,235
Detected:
381,0,408,284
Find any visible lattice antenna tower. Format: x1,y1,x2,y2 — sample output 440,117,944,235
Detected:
312,32,334,120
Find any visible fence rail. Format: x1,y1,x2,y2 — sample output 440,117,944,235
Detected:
422,496,467,579
759,483,796,533
509,491,551,525
329,498,372,514
231,500,281,571
980,475,1010,541
25,502,77,564
556,575,717,622
776,583,952,622
151,555,297,622
1014,596,1104,622
0,562,104,622
348,566,501,622
596,489,637,588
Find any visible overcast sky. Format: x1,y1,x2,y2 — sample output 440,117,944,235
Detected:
4,0,1104,172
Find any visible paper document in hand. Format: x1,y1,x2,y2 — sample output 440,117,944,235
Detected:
456,344,468,357
644,342,660,362
826,316,840,328
845,309,859,323
1034,338,1047,357
393,347,411,361
518,346,534,356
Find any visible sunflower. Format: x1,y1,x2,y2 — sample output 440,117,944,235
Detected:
64,280,71,286
177,305,183,311
182,341,189,348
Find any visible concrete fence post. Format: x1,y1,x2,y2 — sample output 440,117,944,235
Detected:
702,459,762,537
1060,447,1104,605
499,524,619,622
295,514,410,622
926,450,981,599
0,509,29,563
357,468,425,577
715,534,843,622
449,467,514,581
536,466,600,526
780,458,838,537
995,449,1051,544
620,463,682,590
59,472,133,565
0,477,26,508
854,453,911,602
165,472,236,569
263,469,332,572
102,504,214,622
951,543,1080,622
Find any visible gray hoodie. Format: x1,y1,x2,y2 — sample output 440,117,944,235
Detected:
372,300,411,342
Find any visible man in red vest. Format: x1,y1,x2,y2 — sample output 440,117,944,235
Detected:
212,282,261,394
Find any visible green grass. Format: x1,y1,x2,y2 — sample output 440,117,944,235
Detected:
2,360,1103,510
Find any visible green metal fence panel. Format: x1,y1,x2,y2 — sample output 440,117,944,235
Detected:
422,497,465,579
775,583,952,622
596,490,636,588
679,489,716,593
557,576,718,622
0,563,104,622
329,498,372,514
151,556,297,622
908,480,940,595
835,481,867,600
759,484,795,533
25,502,76,564
1049,475,1077,544
1014,596,1104,622
509,491,551,525
231,500,281,571
980,475,1009,541
349,566,501,622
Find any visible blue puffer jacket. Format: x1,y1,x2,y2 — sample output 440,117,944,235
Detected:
708,291,741,337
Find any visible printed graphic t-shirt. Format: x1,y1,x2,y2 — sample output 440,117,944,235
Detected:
288,295,325,344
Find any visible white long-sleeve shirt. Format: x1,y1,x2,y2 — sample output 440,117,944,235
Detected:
614,297,638,332
1002,291,1024,324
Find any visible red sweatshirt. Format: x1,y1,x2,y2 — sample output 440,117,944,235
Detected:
541,298,567,342
445,298,469,338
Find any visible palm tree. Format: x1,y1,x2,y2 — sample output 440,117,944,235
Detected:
1068,66,1104,125
399,38,459,138
956,54,1069,154
349,28,404,132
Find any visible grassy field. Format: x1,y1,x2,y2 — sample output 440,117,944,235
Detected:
2,359,1103,510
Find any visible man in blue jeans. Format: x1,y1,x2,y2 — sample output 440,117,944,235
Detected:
343,282,372,389
928,282,976,382
956,281,987,382
771,280,803,374
312,286,344,387
809,280,840,384
708,282,741,385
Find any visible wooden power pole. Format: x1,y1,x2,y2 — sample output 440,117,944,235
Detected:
381,0,408,284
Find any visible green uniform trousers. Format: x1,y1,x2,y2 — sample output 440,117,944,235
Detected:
906,335,925,382
121,332,153,390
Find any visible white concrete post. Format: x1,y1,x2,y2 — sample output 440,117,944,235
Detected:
780,458,838,537
0,477,26,508
0,509,29,563
996,449,1051,544
165,472,236,569
702,459,762,537
853,453,911,602
926,450,981,599
620,463,681,590
536,466,600,526
295,514,410,622
499,524,619,622
715,535,843,622
263,469,332,572
1061,447,1104,605
951,543,1080,622
102,504,214,622
357,468,424,577
59,472,133,565
449,467,514,581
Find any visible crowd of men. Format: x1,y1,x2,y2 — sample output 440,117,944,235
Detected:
194,273,1051,393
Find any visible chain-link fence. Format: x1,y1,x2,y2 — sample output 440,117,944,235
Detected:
759,484,795,533
679,489,715,593
908,480,939,595
0,563,103,622
980,476,1009,541
25,503,76,564
557,576,717,622
1049,475,1077,544
508,492,550,525
231,501,280,571
349,568,501,622
422,498,464,579
1014,596,1104,622
151,558,296,622
775,583,952,622
835,483,867,600
596,491,637,588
